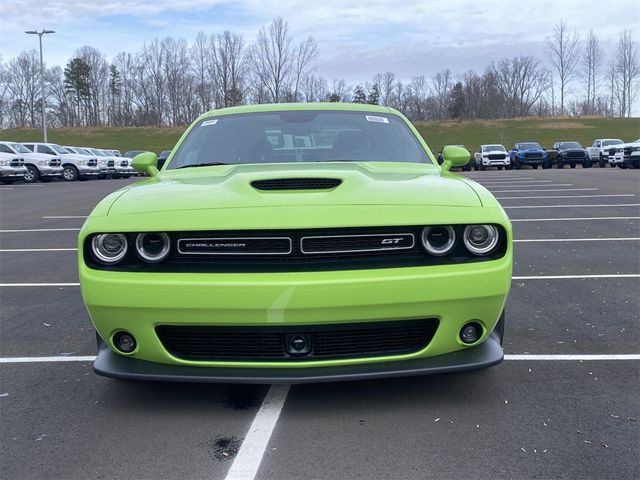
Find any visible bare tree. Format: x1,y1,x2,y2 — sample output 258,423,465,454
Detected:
431,69,452,119
191,31,214,114
582,30,601,114
614,30,639,117
211,31,247,108
546,20,581,115
291,36,319,101
491,56,547,117
248,17,293,103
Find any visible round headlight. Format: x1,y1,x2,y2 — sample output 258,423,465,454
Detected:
91,234,128,264
135,232,170,263
463,225,499,255
421,226,456,256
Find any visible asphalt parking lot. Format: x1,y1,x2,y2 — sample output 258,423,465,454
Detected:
1,168,639,480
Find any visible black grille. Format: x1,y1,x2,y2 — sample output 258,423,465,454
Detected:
488,154,506,160
524,152,543,159
566,151,586,158
156,320,439,361
49,159,61,167
251,178,342,191
178,237,292,255
624,147,633,155
88,159,97,167
107,160,115,167
301,233,414,254
10,158,24,167
120,160,128,167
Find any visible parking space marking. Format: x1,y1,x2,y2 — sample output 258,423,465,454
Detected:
224,384,291,480
492,188,598,193
0,283,80,287
1,354,638,364
0,248,77,252
497,194,635,199
0,228,81,233
483,183,575,188
512,274,640,279
511,217,640,222
505,203,640,209
513,237,640,242
42,216,88,219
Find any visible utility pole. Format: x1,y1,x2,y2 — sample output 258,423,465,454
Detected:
25,29,55,142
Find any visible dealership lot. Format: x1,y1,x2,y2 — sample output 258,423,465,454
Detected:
1,169,638,480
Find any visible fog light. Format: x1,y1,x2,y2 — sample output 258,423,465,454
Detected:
113,331,137,353
460,322,482,344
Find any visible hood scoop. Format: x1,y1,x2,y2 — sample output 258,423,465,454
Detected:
251,178,342,191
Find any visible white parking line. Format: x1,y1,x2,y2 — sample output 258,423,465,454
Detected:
1,354,638,364
505,204,640,209
497,194,635,199
42,216,87,219
224,385,290,480
511,217,640,222
492,188,598,193
512,274,639,280
0,248,77,252
514,237,640,242
484,183,574,187
0,228,80,233
0,283,80,287
479,180,554,183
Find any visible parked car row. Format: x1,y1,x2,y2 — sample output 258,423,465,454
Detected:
0,141,140,184
459,138,640,170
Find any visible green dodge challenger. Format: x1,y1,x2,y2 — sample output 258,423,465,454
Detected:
79,103,512,383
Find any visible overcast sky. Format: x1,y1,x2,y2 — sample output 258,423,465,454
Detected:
1,0,639,112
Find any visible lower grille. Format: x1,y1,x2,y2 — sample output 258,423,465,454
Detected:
156,320,439,362
566,151,586,158
120,160,128,167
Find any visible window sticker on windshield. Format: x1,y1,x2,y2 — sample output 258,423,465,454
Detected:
201,119,218,127
365,115,389,124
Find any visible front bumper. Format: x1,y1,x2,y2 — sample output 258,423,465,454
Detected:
517,156,545,165
94,329,503,383
482,158,510,166
0,166,27,178
38,165,63,177
78,166,101,177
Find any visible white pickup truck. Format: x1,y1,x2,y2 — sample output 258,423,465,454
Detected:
23,142,101,181
0,141,63,183
0,151,27,184
610,139,640,169
473,144,511,170
586,139,624,167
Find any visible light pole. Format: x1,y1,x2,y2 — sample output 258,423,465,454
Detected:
25,29,55,143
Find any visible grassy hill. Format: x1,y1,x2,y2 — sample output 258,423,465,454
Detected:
1,116,638,155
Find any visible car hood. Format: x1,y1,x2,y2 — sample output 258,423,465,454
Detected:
107,162,483,215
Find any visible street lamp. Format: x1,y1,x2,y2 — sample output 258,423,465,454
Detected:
25,29,55,143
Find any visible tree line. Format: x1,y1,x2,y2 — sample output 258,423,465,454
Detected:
0,17,637,129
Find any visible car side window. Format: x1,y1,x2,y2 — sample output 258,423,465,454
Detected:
23,144,34,151
0,144,14,154
40,146,55,155
595,141,600,147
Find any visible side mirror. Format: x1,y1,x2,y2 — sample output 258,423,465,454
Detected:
132,152,159,177
441,145,470,171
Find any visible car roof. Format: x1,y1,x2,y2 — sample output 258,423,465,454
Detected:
202,102,395,119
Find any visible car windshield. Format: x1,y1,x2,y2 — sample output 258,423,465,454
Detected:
602,140,623,146
10,143,31,153
90,149,106,156
484,145,505,151
51,144,71,154
518,143,541,149
559,142,582,149
168,110,431,169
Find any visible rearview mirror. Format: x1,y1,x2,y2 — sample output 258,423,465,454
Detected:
441,145,470,171
132,152,159,177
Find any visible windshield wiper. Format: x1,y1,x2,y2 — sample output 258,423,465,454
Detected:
176,162,231,169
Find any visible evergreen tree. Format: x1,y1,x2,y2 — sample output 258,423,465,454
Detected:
353,84,367,103
64,58,91,126
448,82,465,118
367,84,380,105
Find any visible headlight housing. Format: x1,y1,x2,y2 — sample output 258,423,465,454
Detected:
421,226,456,256
91,234,128,264
77,160,87,166
463,225,499,255
135,232,171,263
0,159,9,166
38,160,47,166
